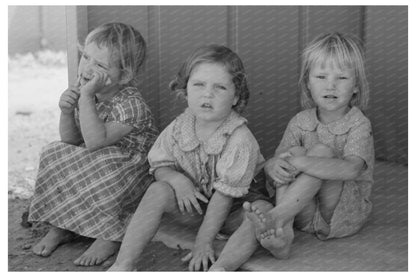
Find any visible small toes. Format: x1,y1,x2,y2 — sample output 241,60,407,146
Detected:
243,202,252,212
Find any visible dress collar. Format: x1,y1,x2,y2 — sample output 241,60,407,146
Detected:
173,108,247,154
298,106,362,135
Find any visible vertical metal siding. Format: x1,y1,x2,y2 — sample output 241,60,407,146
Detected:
365,6,408,164
67,5,408,163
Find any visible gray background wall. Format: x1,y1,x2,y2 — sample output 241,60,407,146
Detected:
65,6,408,164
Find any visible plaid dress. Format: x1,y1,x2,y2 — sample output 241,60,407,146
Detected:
29,87,158,241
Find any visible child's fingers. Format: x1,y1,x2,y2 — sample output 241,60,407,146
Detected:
202,257,209,272
278,152,292,159
177,199,185,214
208,252,216,268
279,159,297,172
183,198,193,214
75,75,81,87
191,258,201,272
189,197,203,215
105,77,112,86
66,91,80,102
270,172,289,184
181,252,193,262
195,191,208,203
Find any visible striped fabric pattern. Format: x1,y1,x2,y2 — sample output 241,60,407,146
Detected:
28,87,158,241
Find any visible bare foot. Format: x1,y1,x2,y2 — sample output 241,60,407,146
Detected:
259,225,294,259
107,261,136,271
243,201,269,239
74,238,120,266
209,265,226,271
32,226,74,257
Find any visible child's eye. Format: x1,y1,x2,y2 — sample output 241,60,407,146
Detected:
96,63,108,71
82,53,89,60
215,85,227,90
339,76,349,80
316,75,325,79
193,83,203,87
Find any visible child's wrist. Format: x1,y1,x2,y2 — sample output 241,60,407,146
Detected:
195,236,213,247
78,94,96,106
61,110,75,116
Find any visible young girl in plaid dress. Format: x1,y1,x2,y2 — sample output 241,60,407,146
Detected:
28,23,158,266
210,33,374,271
109,45,268,271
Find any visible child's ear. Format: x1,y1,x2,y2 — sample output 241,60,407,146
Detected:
233,95,239,106
353,87,359,94
119,70,132,85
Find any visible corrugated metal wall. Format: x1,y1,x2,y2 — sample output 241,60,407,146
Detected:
66,6,408,164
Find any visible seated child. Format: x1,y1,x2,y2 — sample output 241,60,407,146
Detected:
210,32,374,271
109,44,268,271
28,22,158,266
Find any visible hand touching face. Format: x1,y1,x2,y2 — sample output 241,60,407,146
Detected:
77,42,121,97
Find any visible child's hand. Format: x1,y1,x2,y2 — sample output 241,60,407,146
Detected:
170,174,209,215
182,242,215,271
79,68,111,97
264,154,298,185
59,83,80,114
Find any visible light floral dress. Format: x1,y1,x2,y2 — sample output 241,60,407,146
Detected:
148,108,266,209
270,106,374,240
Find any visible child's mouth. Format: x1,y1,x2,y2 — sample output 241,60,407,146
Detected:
201,103,213,109
323,95,338,99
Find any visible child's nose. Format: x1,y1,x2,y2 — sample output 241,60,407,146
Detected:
326,78,336,90
203,87,215,97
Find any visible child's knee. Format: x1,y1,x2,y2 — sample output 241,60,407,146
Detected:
144,181,174,202
307,143,334,158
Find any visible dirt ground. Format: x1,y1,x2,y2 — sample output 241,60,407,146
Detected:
7,56,189,271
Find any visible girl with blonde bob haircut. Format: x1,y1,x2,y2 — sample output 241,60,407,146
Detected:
299,32,369,111
210,33,375,271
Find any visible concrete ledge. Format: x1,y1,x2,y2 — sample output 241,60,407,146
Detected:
153,161,408,271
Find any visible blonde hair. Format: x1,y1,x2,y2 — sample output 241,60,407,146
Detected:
299,32,369,110
169,44,249,114
81,22,146,88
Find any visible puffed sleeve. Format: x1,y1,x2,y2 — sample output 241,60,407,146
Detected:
212,128,261,198
147,121,177,174
108,96,152,132
275,116,303,155
344,118,374,169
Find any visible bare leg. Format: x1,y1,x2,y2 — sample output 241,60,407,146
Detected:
32,226,75,257
209,200,273,271
253,185,294,259
108,181,201,271
258,144,335,258
73,238,120,266
318,180,343,223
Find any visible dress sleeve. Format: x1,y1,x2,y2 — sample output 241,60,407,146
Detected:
275,116,302,155
147,122,176,174
343,119,374,169
213,128,261,198
108,96,153,132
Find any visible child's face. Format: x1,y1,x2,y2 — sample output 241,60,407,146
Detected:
186,62,238,124
78,42,122,90
308,60,356,117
